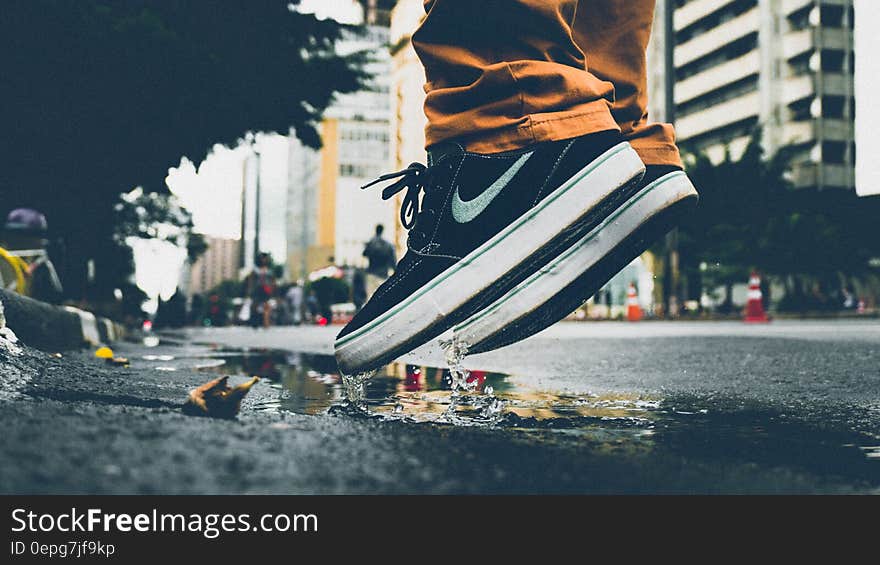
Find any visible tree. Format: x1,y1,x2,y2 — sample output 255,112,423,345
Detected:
0,1,368,299
113,187,205,264
678,131,880,311
675,135,789,309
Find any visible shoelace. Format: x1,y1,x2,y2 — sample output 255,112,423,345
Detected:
361,162,439,231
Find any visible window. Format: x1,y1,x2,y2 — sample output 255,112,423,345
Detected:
822,141,846,164
820,50,845,73
675,0,757,45
676,75,759,119
676,33,758,81
820,5,845,28
822,96,847,119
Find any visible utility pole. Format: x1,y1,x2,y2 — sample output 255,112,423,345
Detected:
662,0,681,318
239,155,247,271
300,154,310,281
253,147,262,264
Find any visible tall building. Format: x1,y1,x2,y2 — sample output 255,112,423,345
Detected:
286,132,321,281
188,237,241,296
286,23,395,279
671,0,855,191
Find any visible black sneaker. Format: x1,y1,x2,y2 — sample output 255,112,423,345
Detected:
334,130,645,373
453,165,699,354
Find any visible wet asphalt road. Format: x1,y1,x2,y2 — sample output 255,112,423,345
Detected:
1,320,878,494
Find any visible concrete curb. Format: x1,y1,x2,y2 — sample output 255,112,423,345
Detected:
0,289,127,352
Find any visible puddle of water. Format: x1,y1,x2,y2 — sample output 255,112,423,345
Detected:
189,348,662,430
134,343,880,486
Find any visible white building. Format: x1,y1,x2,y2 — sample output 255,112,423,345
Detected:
286,132,321,280
672,0,856,191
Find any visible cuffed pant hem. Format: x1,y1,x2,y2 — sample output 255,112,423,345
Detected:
628,143,683,168
427,100,620,154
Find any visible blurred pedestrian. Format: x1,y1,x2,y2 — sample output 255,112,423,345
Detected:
286,280,304,325
362,224,395,298
842,286,856,310
245,252,276,329
351,269,367,311
207,293,225,326
1,208,63,304
189,293,205,326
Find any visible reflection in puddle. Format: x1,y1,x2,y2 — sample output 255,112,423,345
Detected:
193,349,664,431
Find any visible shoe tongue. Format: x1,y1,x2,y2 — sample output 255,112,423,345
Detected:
427,142,464,166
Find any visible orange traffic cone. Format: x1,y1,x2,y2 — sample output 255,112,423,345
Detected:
744,271,769,323
626,283,642,322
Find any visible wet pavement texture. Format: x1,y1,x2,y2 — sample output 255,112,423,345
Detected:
1,320,879,494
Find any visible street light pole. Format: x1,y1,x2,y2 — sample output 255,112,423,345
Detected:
239,156,247,271
300,152,309,281
253,147,262,265
662,0,681,318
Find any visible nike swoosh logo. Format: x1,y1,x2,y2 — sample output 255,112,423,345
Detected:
451,151,533,223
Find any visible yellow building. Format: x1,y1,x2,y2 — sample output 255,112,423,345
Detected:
287,25,395,279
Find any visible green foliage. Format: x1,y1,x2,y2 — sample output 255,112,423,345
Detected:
154,290,187,328
679,131,880,309
120,282,149,321
678,134,785,286
113,187,204,259
0,1,368,299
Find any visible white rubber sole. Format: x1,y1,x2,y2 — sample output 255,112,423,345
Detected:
334,141,645,374
453,172,698,350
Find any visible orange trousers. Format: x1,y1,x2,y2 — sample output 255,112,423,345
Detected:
412,0,681,167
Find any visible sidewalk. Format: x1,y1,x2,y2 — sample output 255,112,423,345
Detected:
0,289,127,352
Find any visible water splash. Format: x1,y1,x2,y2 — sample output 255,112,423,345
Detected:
340,370,376,413
441,336,470,392
439,336,505,424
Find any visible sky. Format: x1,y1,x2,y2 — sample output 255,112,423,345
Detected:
165,134,290,240
296,0,363,24
131,133,290,313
